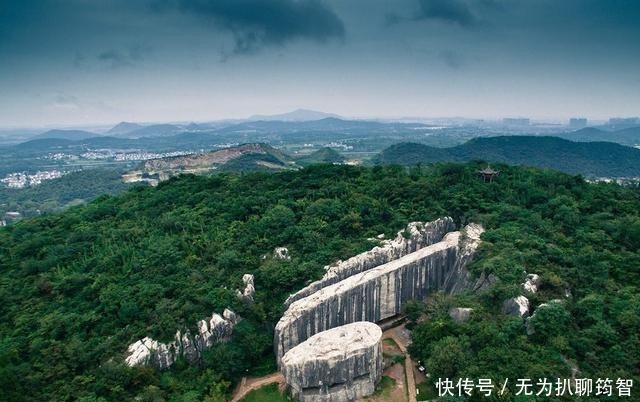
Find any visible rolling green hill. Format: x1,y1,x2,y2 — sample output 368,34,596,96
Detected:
0,169,138,218
295,147,345,165
31,129,101,141
559,126,640,146
0,163,639,401
374,136,640,177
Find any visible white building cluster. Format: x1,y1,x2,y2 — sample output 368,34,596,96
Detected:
1,170,65,188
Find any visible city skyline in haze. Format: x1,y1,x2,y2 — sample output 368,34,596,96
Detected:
1,0,639,127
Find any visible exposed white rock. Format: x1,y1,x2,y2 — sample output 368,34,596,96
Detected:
223,308,237,323
284,218,457,306
522,274,540,293
274,247,291,260
125,337,160,367
275,223,486,364
502,296,530,318
449,307,474,323
237,273,256,302
282,322,383,402
124,309,237,370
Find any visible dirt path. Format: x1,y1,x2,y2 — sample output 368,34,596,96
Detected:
384,327,418,402
230,323,416,402
230,372,285,402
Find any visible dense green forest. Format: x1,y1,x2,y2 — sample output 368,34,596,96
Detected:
374,137,640,177
0,169,136,217
1,163,639,401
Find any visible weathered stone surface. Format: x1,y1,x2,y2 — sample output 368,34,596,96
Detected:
275,223,485,364
243,273,255,300
522,274,540,293
285,217,457,306
502,296,530,318
449,307,474,323
124,310,237,370
274,247,291,260
281,322,383,402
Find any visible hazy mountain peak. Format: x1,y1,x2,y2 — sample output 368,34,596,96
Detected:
107,122,143,135
248,109,341,122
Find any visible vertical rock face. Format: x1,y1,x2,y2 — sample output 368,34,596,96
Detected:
285,217,456,306
275,223,485,364
281,322,383,402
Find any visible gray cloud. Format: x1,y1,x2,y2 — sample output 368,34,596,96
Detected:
416,0,476,26
96,45,152,69
164,0,345,54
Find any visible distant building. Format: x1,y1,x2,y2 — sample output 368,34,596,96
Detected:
478,165,499,183
503,118,530,126
569,118,587,129
608,117,640,129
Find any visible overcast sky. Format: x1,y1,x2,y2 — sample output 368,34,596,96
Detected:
1,0,638,127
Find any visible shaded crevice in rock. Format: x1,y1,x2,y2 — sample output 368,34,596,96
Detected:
275,223,485,364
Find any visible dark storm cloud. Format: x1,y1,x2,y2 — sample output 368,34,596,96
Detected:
160,0,345,54
1,0,640,126
416,0,476,27
386,0,500,29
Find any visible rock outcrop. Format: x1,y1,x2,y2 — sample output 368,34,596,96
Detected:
125,308,238,370
274,247,291,260
449,307,474,323
522,273,540,293
502,296,530,318
284,218,457,306
281,322,383,402
275,222,485,364
236,274,255,302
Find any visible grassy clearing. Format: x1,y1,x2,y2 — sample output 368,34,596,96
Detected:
239,383,296,402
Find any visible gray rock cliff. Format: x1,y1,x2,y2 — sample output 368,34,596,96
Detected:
281,322,383,402
285,217,456,306
275,222,485,364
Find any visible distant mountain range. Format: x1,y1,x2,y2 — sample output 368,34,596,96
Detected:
31,129,102,141
557,126,640,146
374,136,640,177
107,122,143,135
248,108,341,121
20,116,640,148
